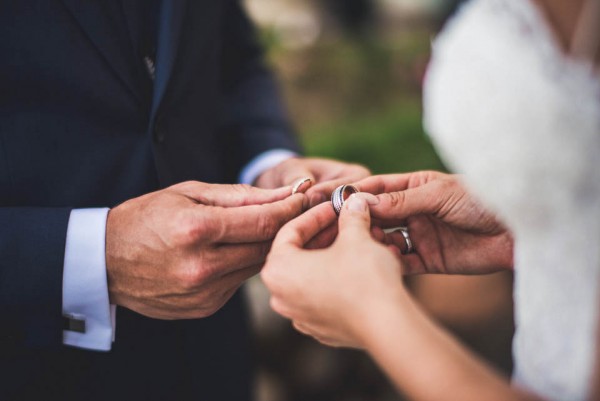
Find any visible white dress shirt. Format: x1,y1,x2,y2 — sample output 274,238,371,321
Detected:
62,149,297,351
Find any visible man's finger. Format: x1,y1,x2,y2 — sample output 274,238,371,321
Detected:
203,241,273,277
282,166,316,191
273,202,336,249
175,181,292,207
203,194,308,243
211,263,263,291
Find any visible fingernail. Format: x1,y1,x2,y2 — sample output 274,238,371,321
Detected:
346,194,367,212
354,192,379,205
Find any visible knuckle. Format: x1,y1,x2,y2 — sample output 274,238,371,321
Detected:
172,217,198,245
179,180,198,189
229,183,255,205
209,217,229,244
232,183,253,196
176,260,210,289
269,297,286,316
383,191,405,209
172,180,204,194
256,213,278,239
175,209,213,244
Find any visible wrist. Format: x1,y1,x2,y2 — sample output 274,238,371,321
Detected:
104,206,123,305
350,285,411,349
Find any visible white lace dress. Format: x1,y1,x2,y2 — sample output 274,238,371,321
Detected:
423,0,600,400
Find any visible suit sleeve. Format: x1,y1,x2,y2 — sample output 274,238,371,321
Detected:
0,207,71,350
219,0,302,179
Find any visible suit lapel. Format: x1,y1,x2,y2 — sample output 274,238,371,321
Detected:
151,0,188,119
60,0,143,104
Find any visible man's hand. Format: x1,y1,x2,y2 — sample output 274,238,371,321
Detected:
105,181,307,320
255,157,370,207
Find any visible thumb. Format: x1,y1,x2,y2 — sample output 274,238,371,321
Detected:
338,193,372,241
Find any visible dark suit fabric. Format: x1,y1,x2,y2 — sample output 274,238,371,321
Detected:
0,1,299,399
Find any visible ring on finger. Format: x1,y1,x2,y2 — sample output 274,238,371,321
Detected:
331,184,359,216
398,227,414,255
291,177,313,195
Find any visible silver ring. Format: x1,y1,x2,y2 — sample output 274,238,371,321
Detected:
291,177,313,195
331,184,359,215
398,227,414,255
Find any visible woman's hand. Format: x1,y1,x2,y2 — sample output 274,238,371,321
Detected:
262,189,538,401
355,171,514,275
255,157,370,207
261,196,407,349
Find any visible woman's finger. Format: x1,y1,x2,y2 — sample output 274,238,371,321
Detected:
273,202,337,249
337,194,372,241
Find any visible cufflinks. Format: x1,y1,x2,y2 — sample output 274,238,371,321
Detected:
63,313,86,333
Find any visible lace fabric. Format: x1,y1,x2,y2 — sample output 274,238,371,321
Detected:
424,0,600,400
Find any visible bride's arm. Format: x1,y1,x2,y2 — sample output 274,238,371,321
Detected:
358,284,539,401
262,197,540,401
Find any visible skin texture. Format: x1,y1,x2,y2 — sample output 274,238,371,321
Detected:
106,181,308,319
355,171,514,275
262,172,514,345
261,0,600,397
531,0,584,51
255,157,370,207
106,157,368,320
261,179,540,400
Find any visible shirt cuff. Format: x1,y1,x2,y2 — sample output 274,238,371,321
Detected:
239,149,299,185
62,208,115,351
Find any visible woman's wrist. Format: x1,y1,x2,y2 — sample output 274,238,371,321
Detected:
349,284,412,350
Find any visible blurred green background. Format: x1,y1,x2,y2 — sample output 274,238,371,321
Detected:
243,2,514,401
268,33,447,174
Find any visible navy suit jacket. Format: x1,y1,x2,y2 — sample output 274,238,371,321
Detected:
0,1,299,400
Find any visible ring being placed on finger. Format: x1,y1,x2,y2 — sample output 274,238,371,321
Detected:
331,184,359,216
398,227,414,255
291,177,313,195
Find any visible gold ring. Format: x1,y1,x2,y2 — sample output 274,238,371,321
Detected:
291,177,313,195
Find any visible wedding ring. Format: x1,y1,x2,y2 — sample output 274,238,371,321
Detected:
291,177,313,195
331,184,359,215
398,227,414,255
